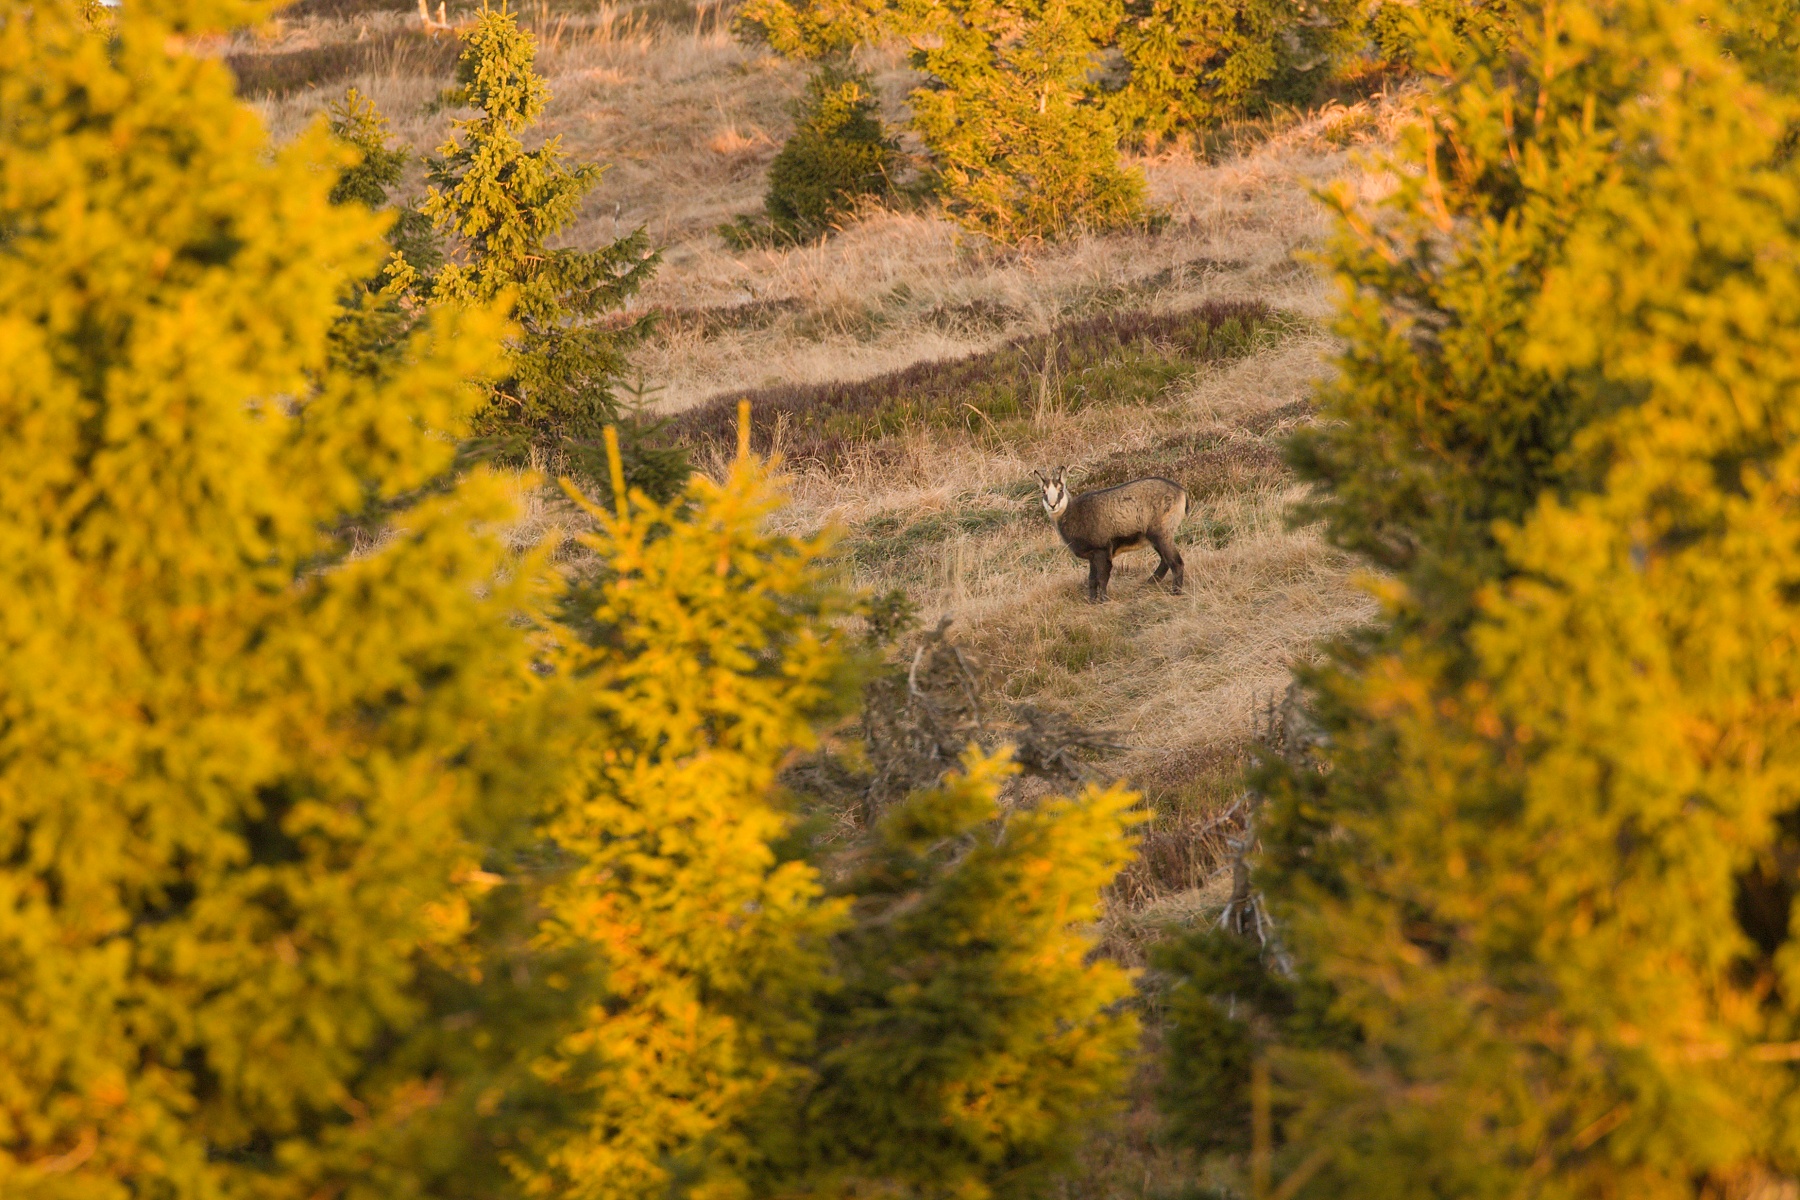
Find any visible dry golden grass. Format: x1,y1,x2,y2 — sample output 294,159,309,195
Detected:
769,335,1375,945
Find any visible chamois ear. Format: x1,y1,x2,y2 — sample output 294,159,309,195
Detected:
1031,468,1047,485
1053,465,1066,484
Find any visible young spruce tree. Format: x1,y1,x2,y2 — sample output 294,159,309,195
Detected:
761,748,1143,1198
1108,0,1361,143
424,5,685,499
736,61,897,245
515,431,1146,1200
1162,0,1800,1194
327,87,443,280
738,0,1145,240
903,0,1145,241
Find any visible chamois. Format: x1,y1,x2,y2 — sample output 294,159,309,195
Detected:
1033,466,1187,603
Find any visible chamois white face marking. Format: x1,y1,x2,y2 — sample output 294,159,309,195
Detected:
1034,469,1069,519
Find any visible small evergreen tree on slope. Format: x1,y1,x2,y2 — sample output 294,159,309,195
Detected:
738,0,1146,240
736,0,1384,227
765,62,897,241
756,749,1143,1198
902,0,1146,241
320,88,446,414
423,6,685,500
1162,0,1800,1194
0,9,1145,1195
1108,0,1362,143
327,87,443,281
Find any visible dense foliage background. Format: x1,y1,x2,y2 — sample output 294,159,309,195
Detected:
0,3,1142,1195
8,0,1800,1194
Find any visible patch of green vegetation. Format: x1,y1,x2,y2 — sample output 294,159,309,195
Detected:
838,505,1025,571
1063,256,1250,313
1191,515,1236,549
668,301,1297,469
1046,624,1132,675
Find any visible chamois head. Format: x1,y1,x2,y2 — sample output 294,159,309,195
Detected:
1032,466,1070,519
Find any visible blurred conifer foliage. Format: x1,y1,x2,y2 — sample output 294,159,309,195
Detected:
0,0,532,1191
1361,0,1516,69
1160,0,1800,1193
0,4,1143,1195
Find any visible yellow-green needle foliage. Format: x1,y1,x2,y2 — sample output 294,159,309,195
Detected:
1,6,1148,1190
1363,0,1519,69
1108,0,1362,142
901,0,1146,240
0,0,543,1195
763,63,897,242
516,443,858,1200
761,749,1144,1200
739,0,1145,240
328,88,408,209
737,0,1375,228
1163,0,1800,1193
510,439,1146,1200
327,88,441,282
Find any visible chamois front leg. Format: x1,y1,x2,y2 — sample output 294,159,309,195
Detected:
1087,549,1113,603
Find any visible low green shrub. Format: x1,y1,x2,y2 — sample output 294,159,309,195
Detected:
721,62,897,247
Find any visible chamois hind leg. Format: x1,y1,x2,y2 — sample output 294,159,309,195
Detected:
1087,550,1113,603
1149,531,1184,594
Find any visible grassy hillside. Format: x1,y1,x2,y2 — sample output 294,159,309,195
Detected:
233,5,1398,1190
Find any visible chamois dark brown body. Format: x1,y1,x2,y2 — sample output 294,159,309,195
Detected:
1034,469,1187,602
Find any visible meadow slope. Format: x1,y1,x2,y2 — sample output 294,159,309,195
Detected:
240,7,1396,1188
